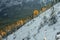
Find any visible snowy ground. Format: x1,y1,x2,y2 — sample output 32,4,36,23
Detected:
3,2,60,40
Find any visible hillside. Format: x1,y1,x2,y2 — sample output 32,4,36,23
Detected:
3,2,60,40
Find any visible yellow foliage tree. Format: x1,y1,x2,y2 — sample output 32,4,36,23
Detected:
0,30,6,36
5,25,11,32
20,19,24,25
1,31,6,36
33,10,39,17
41,7,46,12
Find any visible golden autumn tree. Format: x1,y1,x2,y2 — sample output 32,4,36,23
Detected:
16,19,24,27
5,25,12,32
33,9,39,17
20,19,24,25
0,30,6,37
41,7,46,12
16,21,21,26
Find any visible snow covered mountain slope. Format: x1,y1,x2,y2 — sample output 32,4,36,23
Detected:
3,2,60,40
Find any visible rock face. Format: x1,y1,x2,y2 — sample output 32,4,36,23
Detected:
3,2,60,40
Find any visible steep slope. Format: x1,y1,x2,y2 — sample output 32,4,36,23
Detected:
0,0,45,28
3,2,60,40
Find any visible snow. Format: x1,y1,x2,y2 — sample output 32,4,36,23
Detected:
3,2,60,40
